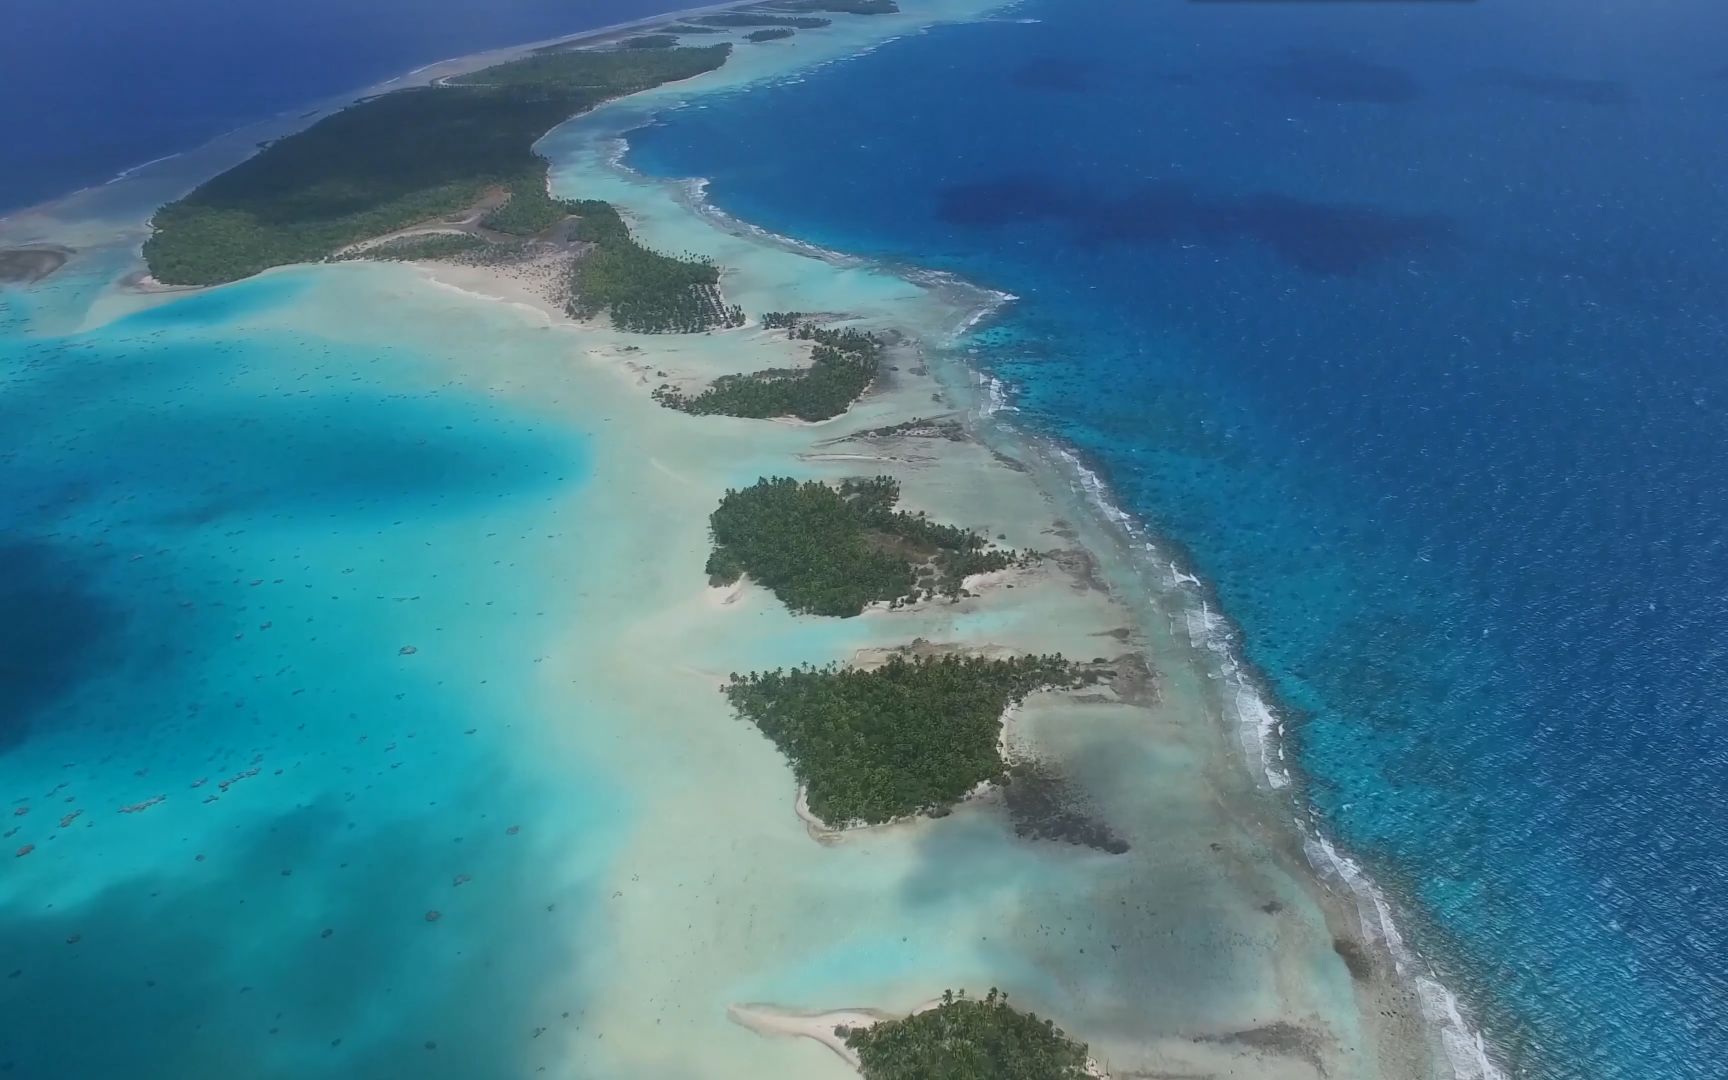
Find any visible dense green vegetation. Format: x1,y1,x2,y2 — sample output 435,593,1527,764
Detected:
726,655,1090,823
694,13,831,28
655,323,879,419
843,990,1093,1080
620,34,680,49
332,233,494,263
659,23,728,34
144,45,729,285
747,28,796,42
706,476,1018,616
565,199,744,332
760,310,806,328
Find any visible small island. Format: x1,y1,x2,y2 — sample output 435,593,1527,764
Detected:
655,321,880,419
706,475,1019,616
725,653,1094,825
748,28,797,42
843,990,1097,1080
142,44,748,332
620,34,680,49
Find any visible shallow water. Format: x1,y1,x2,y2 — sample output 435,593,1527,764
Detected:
626,1,1728,1076
0,265,627,1078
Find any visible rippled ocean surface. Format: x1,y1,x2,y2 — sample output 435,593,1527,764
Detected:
628,1,1728,1075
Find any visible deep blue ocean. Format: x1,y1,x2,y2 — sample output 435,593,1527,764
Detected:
0,0,693,215
628,2,1728,1076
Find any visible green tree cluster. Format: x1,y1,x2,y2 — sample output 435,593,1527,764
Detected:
480,170,578,236
760,310,806,328
725,655,1089,823
566,200,745,333
843,989,1093,1080
654,323,881,420
620,34,680,49
705,476,1018,616
747,28,796,42
144,45,730,285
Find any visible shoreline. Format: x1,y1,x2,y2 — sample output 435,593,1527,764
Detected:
5,4,1507,1079
557,19,1510,1079
729,1000,1113,1078
0,0,770,231
570,31,1508,1076
0,0,779,246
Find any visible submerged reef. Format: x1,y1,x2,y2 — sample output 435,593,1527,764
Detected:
0,246,72,284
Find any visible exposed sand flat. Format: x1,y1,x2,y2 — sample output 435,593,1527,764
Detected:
728,1002,887,1068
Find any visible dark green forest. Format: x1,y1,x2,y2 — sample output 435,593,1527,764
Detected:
705,476,1019,616
566,200,744,332
144,45,729,285
747,28,797,42
726,655,1089,824
655,323,880,419
843,990,1093,1080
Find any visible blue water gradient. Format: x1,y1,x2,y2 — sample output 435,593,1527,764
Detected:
627,2,1728,1075
0,268,621,1077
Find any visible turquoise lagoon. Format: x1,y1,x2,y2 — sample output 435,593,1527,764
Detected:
0,260,623,1078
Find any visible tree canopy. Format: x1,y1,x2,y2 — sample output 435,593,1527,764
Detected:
844,989,1093,1080
144,45,729,285
726,655,1090,824
705,476,1018,616
655,322,880,420
566,200,744,333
